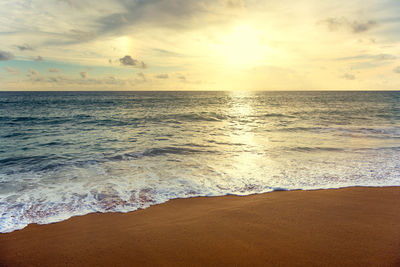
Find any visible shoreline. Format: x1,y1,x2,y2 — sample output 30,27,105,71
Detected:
3,185,399,234
1,186,400,266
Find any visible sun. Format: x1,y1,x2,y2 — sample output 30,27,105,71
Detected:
115,36,134,55
216,24,268,68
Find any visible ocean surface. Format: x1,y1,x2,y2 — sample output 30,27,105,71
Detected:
0,91,399,232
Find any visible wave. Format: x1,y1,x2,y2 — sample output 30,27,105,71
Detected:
263,113,296,118
277,126,326,132
1,132,29,138
0,155,52,166
0,146,217,174
275,126,400,137
1,146,400,233
105,147,215,161
0,113,228,128
288,147,344,152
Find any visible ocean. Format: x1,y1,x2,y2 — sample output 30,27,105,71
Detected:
0,91,399,232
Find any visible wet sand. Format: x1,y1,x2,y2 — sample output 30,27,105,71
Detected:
1,187,400,266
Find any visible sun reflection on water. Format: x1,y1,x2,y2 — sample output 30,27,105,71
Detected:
224,91,274,189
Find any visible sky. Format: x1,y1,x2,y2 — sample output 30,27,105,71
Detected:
0,0,400,91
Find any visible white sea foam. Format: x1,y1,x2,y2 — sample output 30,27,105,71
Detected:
1,148,399,233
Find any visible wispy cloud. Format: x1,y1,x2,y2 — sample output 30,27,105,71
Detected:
80,71,88,78
341,73,356,80
155,74,169,79
225,0,245,9
97,0,222,34
16,44,34,51
48,68,61,73
137,72,146,81
69,29,96,42
321,17,378,33
57,0,86,9
34,56,44,61
4,66,20,74
29,74,128,86
28,68,39,76
336,54,397,61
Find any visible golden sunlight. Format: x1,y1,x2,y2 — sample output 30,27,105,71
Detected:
216,24,268,68
115,36,134,55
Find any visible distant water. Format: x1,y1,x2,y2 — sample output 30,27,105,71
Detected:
1,91,399,232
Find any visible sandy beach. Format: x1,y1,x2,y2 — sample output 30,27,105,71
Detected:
1,187,399,266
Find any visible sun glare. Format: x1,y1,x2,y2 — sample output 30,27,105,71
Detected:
116,36,133,55
217,24,267,68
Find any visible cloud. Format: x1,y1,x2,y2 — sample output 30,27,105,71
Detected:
119,55,146,68
155,74,169,79
97,0,230,34
28,68,39,76
137,72,146,81
335,54,397,70
378,54,397,60
16,44,34,51
80,71,88,78
48,68,60,73
34,56,44,61
321,17,378,33
28,73,129,87
336,54,397,61
0,51,14,61
4,66,20,74
341,73,355,80
57,0,84,9
351,21,377,33
178,75,186,81
393,66,400,73
225,0,244,9
69,29,96,42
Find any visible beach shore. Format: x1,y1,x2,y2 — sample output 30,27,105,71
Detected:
1,187,399,266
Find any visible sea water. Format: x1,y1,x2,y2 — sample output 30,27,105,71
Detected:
0,91,399,232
